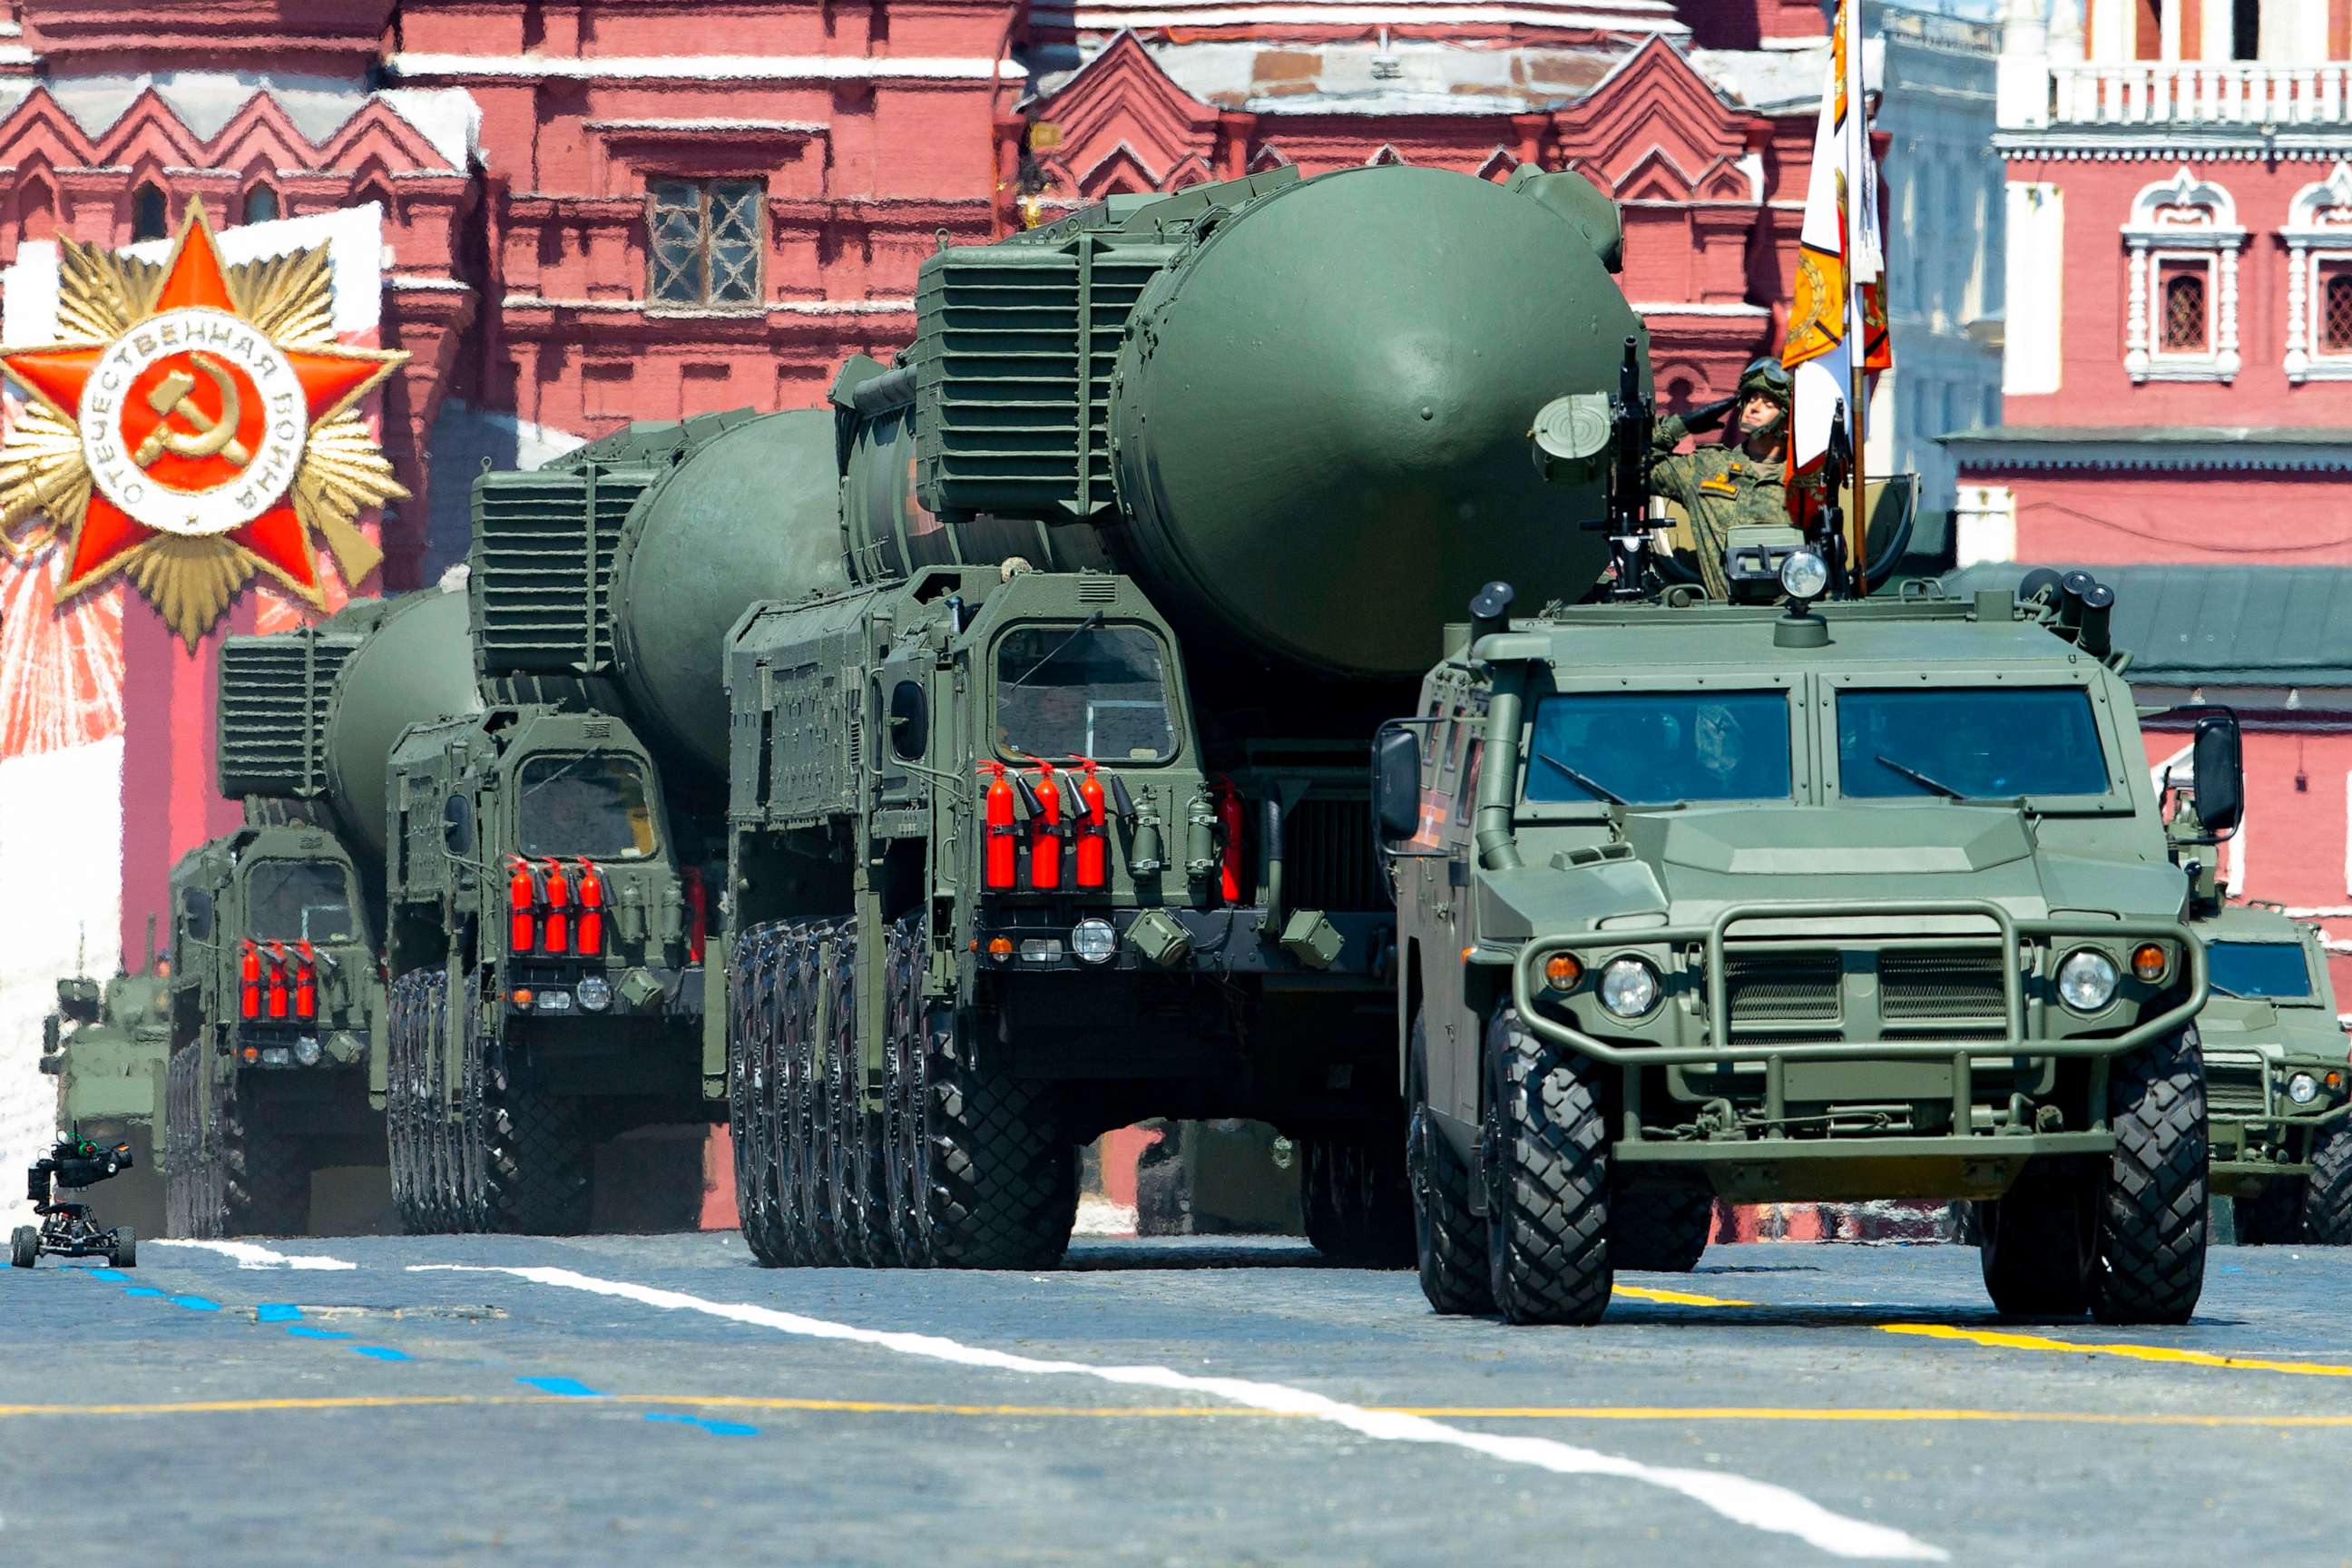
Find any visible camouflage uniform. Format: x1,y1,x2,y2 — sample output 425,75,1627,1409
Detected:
1647,418,1788,602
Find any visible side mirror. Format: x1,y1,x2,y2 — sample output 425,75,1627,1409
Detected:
42,1014,60,1054
2192,711,2243,835
442,795,476,858
180,885,214,943
888,680,928,762
1373,724,1424,847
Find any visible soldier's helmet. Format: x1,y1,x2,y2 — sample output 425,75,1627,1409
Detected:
1734,358,1790,439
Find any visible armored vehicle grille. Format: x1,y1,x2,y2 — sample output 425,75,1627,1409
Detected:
1284,798,1383,912
216,630,357,799
2202,1049,2269,1115
1725,953,1841,1025
1877,952,2007,1024
915,237,1175,520
470,466,654,679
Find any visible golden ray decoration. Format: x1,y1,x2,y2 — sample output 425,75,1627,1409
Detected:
122,533,256,635
227,243,338,348
51,238,161,343
0,401,92,561
294,408,403,584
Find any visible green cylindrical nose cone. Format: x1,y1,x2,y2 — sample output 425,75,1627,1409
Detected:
324,587,481,859
1109,163,1641,678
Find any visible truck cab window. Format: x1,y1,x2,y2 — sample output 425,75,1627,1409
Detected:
1836,687,2108,800
2206,941,2315,1000
244,860,358,944
517,753,660,859
1525,691,1791,805
995,623,1177,763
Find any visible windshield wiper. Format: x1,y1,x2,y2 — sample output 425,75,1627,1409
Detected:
1873,752,1967,801
1004,611,1105,690
2206,982,2247,999
1535,750,1627,806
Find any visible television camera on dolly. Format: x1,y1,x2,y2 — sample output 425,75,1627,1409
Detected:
12,1132,138,1269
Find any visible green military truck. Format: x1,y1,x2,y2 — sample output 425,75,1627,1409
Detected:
720,161,1641,1269
41,944,171,1239
168,587,481,1236
1381,564,2231,1324
2187,902,2352,1243
379,411,835,1232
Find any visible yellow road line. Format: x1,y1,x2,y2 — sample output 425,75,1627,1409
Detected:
9,1393,2352,1428
1882,1324,2352,1378
1614,1284,1758,1308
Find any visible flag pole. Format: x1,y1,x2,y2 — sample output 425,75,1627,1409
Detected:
1845,0,1869,598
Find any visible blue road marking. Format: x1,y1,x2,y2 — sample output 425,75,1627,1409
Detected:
87,1268,129,1281
285,1326,350,1340
168,1295,220,1312
350,1347,410,1362
517,1377,603,1398
122,1287,164,1298
644,1413,759,1437
255,1304,302,1324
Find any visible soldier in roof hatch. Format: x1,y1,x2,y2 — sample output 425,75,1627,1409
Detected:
1647,358,1793,602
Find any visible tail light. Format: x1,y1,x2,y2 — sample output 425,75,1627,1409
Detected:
265,942,289,1020
294,939,317,1021
506,856,537,953
574,860,604,955
1029,765,1063,890
681,867,708,965
1071,758,1109,890
239,940,260,1020
1211,776,1246,904
979,762,1018,890
542,859,573,955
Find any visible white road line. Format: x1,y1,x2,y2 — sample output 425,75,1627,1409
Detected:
150,1240,358,1271
412,1262,1942,1562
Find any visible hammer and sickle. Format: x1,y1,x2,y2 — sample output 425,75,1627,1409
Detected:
133,352,252,470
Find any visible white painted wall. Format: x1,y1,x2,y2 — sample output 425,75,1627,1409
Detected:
2004,182,2065,394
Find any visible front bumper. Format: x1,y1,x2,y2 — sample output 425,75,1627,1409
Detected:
2207,1052,2352,1190
231,1021,366,1070
975,907,1393,980
502,962,701,1019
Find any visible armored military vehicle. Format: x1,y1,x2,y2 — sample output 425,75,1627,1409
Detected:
719,160,1641,1269
167,586,481,1235
2186,902,2352,1243
1382,564,2231,1325
40,936,170,1238
1134,1122,1306,1239
381,411,832,1233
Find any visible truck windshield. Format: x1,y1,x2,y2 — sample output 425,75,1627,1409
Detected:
517,753,659,859
245,860,358,944
1837,687,2109,799
1524,691,1792,805
2206,941,2315,1000
995,622,1178,763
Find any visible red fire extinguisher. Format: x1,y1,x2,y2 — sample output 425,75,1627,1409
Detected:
1069,757,1110,889
978,761,1019,890
1028,763,1063,890
1210,775,1245,905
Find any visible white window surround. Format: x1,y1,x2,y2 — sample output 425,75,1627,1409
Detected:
2284,161,2352,382
2122,166,2243,383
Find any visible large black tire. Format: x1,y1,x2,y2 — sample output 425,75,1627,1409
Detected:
478,1048,593,1236
729,921,794,1265
387,969,454,1234
1406,1015,1490,1314
785,926,845,1265
827,924,889,1267
927,1003,1075,1269
223,1081,309,1237
2092,1027,2208,1325
2304,1123,2352,1244
11,1226,35,1269
1610,1180,1713,1274
883,917,935,1268
1482,1004,1611,1325
2232,1179,2308,1246
110,1227,136,1269
162,1042,218,1239
1975,1158,2095,1317
1300,1130,1414,1268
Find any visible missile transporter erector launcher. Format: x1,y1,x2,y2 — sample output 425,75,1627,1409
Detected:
720,161,1646,1268
167,588,482,1236
381,410,838,1232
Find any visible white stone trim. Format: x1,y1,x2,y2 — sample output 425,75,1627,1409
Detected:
1954,483,2016,566
2004,181,2064,395
390,54,1028,84
2122,167,2243,383
2283,162,2352,382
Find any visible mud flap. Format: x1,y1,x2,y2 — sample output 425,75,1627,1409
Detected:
701,932,731,1102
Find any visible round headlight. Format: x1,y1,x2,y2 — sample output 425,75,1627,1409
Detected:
2289,1073,2321,1106
575,975,612,1012
2056,950,2119,1014
1779,549,1831,603
1598,956,1661,1019
1072,918,1117,965
292,1035,323,1067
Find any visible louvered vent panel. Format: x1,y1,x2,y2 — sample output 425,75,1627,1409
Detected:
469,466,654,678
215,630,357,799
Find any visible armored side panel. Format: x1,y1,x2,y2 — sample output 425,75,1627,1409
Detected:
321,589,484,862
840,162,1639,684
728,588,886,832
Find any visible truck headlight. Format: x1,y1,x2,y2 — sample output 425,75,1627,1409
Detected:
2288,1073,2321,1106
1779,549,1831,603
293,1036,322,1067
2056,949,2118,1014
1072,918,1117,964
575,975,612,1012
1598,956,1661,1019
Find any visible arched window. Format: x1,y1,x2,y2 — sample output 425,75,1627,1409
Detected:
2162,270,2209,351
2325,271,2352,353
132,182,168,242
242,185,279,225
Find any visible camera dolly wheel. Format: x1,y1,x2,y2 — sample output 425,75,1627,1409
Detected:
10,1226,34,1269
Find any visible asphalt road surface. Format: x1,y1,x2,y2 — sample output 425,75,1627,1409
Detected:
6,1234,2349,1566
